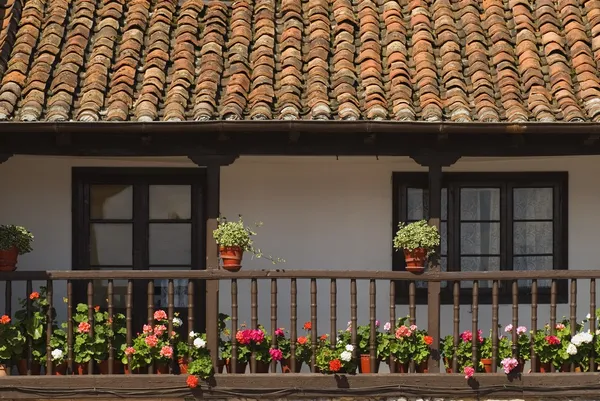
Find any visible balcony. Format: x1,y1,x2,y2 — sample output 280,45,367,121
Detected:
1,269,600,400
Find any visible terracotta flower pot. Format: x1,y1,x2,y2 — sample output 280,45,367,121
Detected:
481,358,493,373
281,358,303,373
403,248,427,273
387,360,409,373
154,362,170,374
74,363,89,375
0,246,18,272
443,357,453,373
225,359,247,374
251,360,271,373
53,362,67,375
538,362,552,373
178,358,188,374
359,354,380,373
17,359,41,375
416,360,428,373
0,364,10,376
559,363,581,373
219,246,243,272
97,360,121,374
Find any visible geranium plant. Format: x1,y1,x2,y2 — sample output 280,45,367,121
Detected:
72,304,96,365
393,220,440,255
185,332,214,387
532,326,563,369
504,324,531,363
122,310,175,371
275,328,311,365
0,315,25,364
315,338,356,374
14,288,56,364
91,306,127,364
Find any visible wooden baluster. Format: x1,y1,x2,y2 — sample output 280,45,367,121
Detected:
550,279,557,373
147,280,154,374
87,280,94,375
250,278,258,373
26,280,32,375
168,280,175,374
471,280,479,371
409,281,416,373
126,280,133,372
330,279,337,356
452,281,459,373
350,279,358,361
512,280,518,360
369,279,377,373
310,278,317,372
531,280,538,372
491,280,499,373
290,278,297,373
271,279,278,373
107,280,114,374
46,280,53,375
389,281,396,373
590,279,596,372
187,280,194,365
67,280,74,374
4,280,11,374
231,279,238,374
570,279,577,372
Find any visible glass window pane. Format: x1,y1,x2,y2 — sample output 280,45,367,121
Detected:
149,185,191,220
149,224,192,265
90,185,133,219
441,222,447,255
513,222,553,254
90,224,132,265
407,188,447,220
513,188,553,220
153,278,190,308
92,279,129,308
514,256,553,288
460,188,500,220
460,222,501,255
460,256,500,288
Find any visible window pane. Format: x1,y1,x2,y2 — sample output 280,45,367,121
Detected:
149,185,191,220
441,222,447,255
460,222,501,254
90,224,132,265
460,256,500,288
407,188,447,220
149,224,192,265
152,276,190,308
460,188,500,220
513,188,553,220
513,222,553,254
92,279,129,308
514,256,553,288
90,185,133,219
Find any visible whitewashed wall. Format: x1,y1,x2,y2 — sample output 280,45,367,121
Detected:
0,155,597,358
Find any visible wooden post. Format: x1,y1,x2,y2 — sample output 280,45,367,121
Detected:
411,150,460,373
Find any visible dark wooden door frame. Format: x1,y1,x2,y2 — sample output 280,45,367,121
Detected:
71,167,207,332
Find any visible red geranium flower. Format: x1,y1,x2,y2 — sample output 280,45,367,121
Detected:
545,335,560,345
186,375,199,388
94,306,100,312
329,359,342,372
297,336,308,345
423,335,433,345
0,315,10,324
303,322,312,331
319,334,328,341
29,292,40,300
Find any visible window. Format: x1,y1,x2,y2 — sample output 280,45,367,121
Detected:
73,168,206,330
392,172,568,304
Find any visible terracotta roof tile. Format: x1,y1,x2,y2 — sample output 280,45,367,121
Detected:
2,0,600,121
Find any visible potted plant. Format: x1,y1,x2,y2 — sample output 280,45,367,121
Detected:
343,321,383,373
455,329,484,373
212,216,283,272
275,327,311,373
413,329,433,373
386,318,417,373
440,335,455,372
14,288,56,375
0,315,25,376
92,306,127,374
232,325,280,373
185,332,214,388
71,304,96,374
393,220,440,273
0,225,33,271
504,324,530,372
48,327,68,375
532,326,563,372
315,337,356,374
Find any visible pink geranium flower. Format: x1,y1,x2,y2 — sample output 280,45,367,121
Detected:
269,347,283,361
460,330,473,342
78,322,91,334
145,335,159,348
154,325,166,336
395,325,413,338
124,347,136,355
501,357,519,374
154,310,167,321
464,366,475,379
143,324,153,334
275,328,285,337
159,346,173,358
516,326,527,335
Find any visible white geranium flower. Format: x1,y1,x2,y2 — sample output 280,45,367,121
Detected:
586,313,591,320
345,344,354,352
193,337,206,349
567,343,578,355
340,351,352,362
189,331,197,338
579,331,593,344
571,333,583,346
173,317,183,327
51,349,63,361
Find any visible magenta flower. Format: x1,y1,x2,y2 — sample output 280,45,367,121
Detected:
501,357,519,374
460,330,473,342
464,366,475,379
275,328,285,337
269,347,283,361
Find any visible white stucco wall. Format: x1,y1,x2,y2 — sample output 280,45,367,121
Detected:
0,155,597,363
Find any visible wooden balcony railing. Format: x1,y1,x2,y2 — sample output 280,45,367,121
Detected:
0,269,599,378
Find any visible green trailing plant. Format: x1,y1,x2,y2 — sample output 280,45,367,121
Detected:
213,216,284,263
0,225,33,254
393,220,440,255
184,332,214,383
0,314,25,363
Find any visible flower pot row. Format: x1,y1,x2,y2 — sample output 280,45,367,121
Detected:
0,359,177,376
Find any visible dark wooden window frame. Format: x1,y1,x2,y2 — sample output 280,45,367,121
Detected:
72,167,207,330
392,172,568,305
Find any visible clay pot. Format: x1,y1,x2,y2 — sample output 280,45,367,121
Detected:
0,364,10,376
481,358,493,373
225,359,247,374
281,358,303,373
219,246,243,272
387,360,409,373
250,360,271,373
97,360,121,374
53,363,67,375
403,248,427,273
74,363,89,375
359,354,380,373
0,246,18,272
178,358,188,374
17,359,41,375
416,360,428,373
443,357,453,373
538,362,552,373
154,362,170,374
560,363,581,373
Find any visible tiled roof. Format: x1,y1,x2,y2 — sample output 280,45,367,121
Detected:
2,0,600,122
